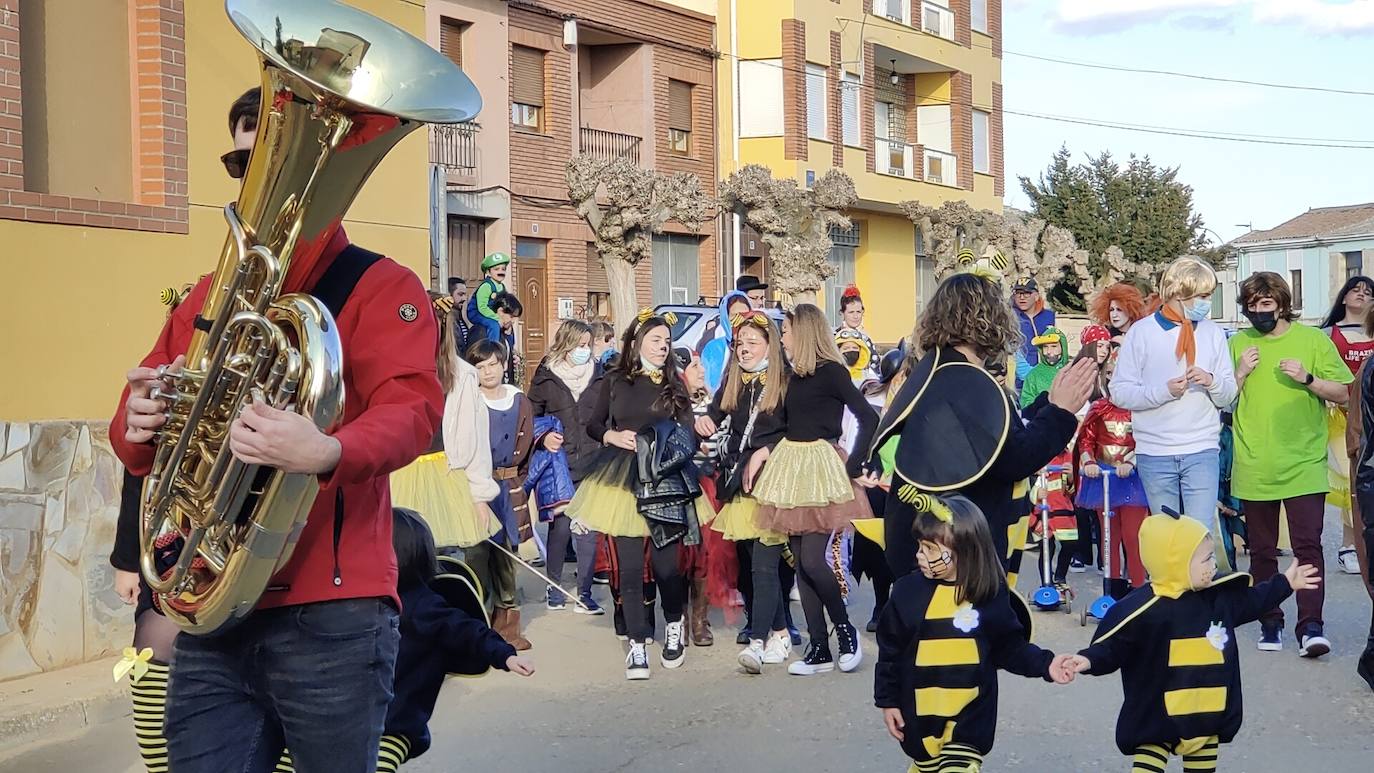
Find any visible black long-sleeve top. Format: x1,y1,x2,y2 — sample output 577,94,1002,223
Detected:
585,373,691,443
875,573,1053,762
705,378,787,453
1078,573,1292,754
110,469,143,573
784,360,877,477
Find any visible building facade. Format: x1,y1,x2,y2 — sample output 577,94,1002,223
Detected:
1232,203,1374,325
705,0,1005,342
427,0,720,376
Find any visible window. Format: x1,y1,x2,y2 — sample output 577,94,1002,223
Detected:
973,109,991,174
739,60,784,137
805,64,828,141
1345,250,1364,279
918,104,955,185
841,72,861,147
511,45,545,131
921,1,955,41
668,79,693,154
972,0,989,34
651,234,701,305
822,224,860,327
515,237,546,260
440,17,465,67
874,0,910,25
1290,269,1304,312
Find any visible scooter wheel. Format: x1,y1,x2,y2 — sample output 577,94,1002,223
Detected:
1080,607,1088,627
1063,597,1073,614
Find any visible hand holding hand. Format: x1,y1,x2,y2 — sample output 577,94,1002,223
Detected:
124,354,186,444
1116,462,1134,478
229,400,341,474
882,707,906,743
569,518,590,536
1237,346,1260,378
1081,462,1101,479
506,655,536,676
543,432,564,452
1049,359,1097,414
743,447,770,493
694,415,718,438
603,429,638,451
1166,376,1188,399
1284,561,1322,591
853,471,882,489
1185,366,1214,389
1069,654,1092,674
1279,359,1308,384
1049,653,1078,684
114,569,140,605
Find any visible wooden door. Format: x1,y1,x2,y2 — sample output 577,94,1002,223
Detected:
518,257,548,386
447,216,485,282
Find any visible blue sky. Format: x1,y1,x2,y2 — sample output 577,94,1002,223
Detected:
1000,0,1374,242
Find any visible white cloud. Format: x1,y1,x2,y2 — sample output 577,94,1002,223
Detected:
1252,0,1374,34
1053,0,1243,32
1049,0,1374,34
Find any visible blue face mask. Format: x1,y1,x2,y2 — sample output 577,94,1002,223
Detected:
569,346,592,366
599,349,616,365
1184,297,1212,322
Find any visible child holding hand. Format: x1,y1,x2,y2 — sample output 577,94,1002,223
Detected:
1068,509,1320,773
875,493,1077,772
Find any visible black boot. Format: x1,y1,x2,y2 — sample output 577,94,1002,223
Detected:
1359,616,1374,691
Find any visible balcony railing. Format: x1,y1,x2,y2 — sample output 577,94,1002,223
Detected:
430,121,479,173
871,0,955,42
924,149,957,187
580,127,642,164
875,137,915,179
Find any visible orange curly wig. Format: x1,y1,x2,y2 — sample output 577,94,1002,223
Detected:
1089,283,1150,328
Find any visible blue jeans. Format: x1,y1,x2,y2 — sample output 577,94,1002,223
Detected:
1136,450,1231,571
166,598,400,773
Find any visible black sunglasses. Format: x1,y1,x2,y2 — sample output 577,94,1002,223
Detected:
220,149,250,179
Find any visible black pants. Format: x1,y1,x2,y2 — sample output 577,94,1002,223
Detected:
854,487,894,619
736,539,794,633
614,536,684,643
884,492,918,581
790,533,849,644
1075,507,1099,565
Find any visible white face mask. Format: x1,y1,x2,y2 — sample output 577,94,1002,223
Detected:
569,346,592,366
742,357,769,374
639,355,662,373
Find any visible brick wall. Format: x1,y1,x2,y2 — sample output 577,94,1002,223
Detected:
989,0,1003,58
902,74,923,175
862,41,875,174
991,82,1004,197
951,71,974,192
781,18,806,161
0,0,188,232
953,0,972,48
828,31,843,168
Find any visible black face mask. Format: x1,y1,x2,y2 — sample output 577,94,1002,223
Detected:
843,351,861,367
1244,309,1278,334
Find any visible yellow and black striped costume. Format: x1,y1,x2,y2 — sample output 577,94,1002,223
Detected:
274,736,411,773
875,574,1054,771
1077,513,1294,772
1004,479,1032,588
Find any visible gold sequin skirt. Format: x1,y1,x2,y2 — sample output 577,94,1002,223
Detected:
752,439,873,535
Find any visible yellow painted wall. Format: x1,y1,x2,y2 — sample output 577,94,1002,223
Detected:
1,0,434,421
913,73,950,106
854,212,919,344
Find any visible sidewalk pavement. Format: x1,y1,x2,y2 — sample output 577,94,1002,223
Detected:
0,658,127,759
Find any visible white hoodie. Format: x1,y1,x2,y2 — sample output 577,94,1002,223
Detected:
441,354,499,502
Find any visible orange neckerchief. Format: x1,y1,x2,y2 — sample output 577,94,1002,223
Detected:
1160,303,1196,367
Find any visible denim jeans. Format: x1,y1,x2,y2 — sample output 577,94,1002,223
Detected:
1136,450,1231,571
166,598,400,773
545,514,597,603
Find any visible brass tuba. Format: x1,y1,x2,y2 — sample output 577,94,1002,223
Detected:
140,0,481,635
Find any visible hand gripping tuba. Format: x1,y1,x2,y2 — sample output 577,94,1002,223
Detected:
140,0,481,634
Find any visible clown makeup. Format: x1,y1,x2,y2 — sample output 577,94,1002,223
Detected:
917,539,957,581
735,324,769,372
1041,341,1062,366
1108,300,1130,332
1189,536,1218,590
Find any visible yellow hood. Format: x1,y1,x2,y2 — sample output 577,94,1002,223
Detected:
1138,512,1210,599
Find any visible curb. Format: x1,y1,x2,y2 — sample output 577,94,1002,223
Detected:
0,660,129,757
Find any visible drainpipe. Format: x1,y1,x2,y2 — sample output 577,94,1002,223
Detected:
730,0,741,283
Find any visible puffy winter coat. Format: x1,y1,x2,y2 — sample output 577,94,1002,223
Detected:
525,415,577,522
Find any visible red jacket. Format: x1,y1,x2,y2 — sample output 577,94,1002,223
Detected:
1075,398,1136,469
110,228,442,610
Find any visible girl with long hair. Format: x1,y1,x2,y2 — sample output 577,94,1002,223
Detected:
1320,275,1374,574
695,310,793,672
528,319,607,613
566,312,708,680
751,303,879,676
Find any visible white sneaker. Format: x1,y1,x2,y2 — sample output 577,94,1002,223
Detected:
762,631,792,665
1338,547,1361,575
625,642,650,680
661,619,686,669
738,640,765,674
789,585,801,602
1299,627,1331,659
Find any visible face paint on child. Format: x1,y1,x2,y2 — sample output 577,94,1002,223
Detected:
1189,537,1218,590
917,540,956,581
1040,342,1062,366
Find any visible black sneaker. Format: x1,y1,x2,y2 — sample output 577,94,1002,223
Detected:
661,618,686,669
593,570,611,585
1257,621,1282,652
1298,624,1331,659
736,627,752,645
614,604,628,640
625,642,650,680
1357,645,1374,691
787,642,835,675
866,613,881,634
836,622,863,672
1069,558,1087,573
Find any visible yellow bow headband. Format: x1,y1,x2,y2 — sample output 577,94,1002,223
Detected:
730,311,771,332
433,295,455,315
895,486,955,523
637,307,678,326
956,248,1008,284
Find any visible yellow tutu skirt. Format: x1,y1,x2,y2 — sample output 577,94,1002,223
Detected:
712,495,785,546
1327,405,1353,529
565,450,714,540
752,439,872,534
390,452,500,548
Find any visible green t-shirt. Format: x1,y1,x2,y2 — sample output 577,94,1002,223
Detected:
1228,323,1352,500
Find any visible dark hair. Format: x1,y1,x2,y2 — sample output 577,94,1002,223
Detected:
840,294,864,314
448,277,467,293
917,273,1020,359
618,316,692,416
466,337,508,366
228,88,260,137
1238,271,1299,322
392,507,438,592
490,292,523,316
1321,275,1374,329
910,495,1005,606
1071,341,1106,402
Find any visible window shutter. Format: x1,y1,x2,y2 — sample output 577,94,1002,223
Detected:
973,109,990,173
841,72,860,146
805,64,827,140
668,80,693,132
440,19,462,67
918,105,952,153
587,244,609,294
738,60,784,137
512,46,545,107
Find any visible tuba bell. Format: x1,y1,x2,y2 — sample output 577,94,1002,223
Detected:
139,0,481,635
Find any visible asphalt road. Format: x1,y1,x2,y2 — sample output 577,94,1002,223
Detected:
5,544,1373,773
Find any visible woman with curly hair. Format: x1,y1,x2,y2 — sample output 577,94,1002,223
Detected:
877,271,1096,580
1089,282,1152,346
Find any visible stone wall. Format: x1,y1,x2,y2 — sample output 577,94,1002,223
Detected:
0,421,129,683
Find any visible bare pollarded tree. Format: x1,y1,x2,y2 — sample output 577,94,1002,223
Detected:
718,164,857,305
567,155,713,334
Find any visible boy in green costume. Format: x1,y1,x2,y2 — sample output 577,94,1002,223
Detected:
1019,326,1069,408
467,252,511,344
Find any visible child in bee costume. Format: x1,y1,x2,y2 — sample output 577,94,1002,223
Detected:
874,494,1075,772
1070,509,1321,772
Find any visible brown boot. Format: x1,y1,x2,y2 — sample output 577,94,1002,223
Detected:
491,607,511,640
689,578,713,647
503,607,532,651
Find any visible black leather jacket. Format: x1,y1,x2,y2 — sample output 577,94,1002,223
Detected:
634,419,703,548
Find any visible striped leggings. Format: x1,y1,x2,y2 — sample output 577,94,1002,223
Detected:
274,735,412,772
908,743,983,772
1132,737,1219,773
